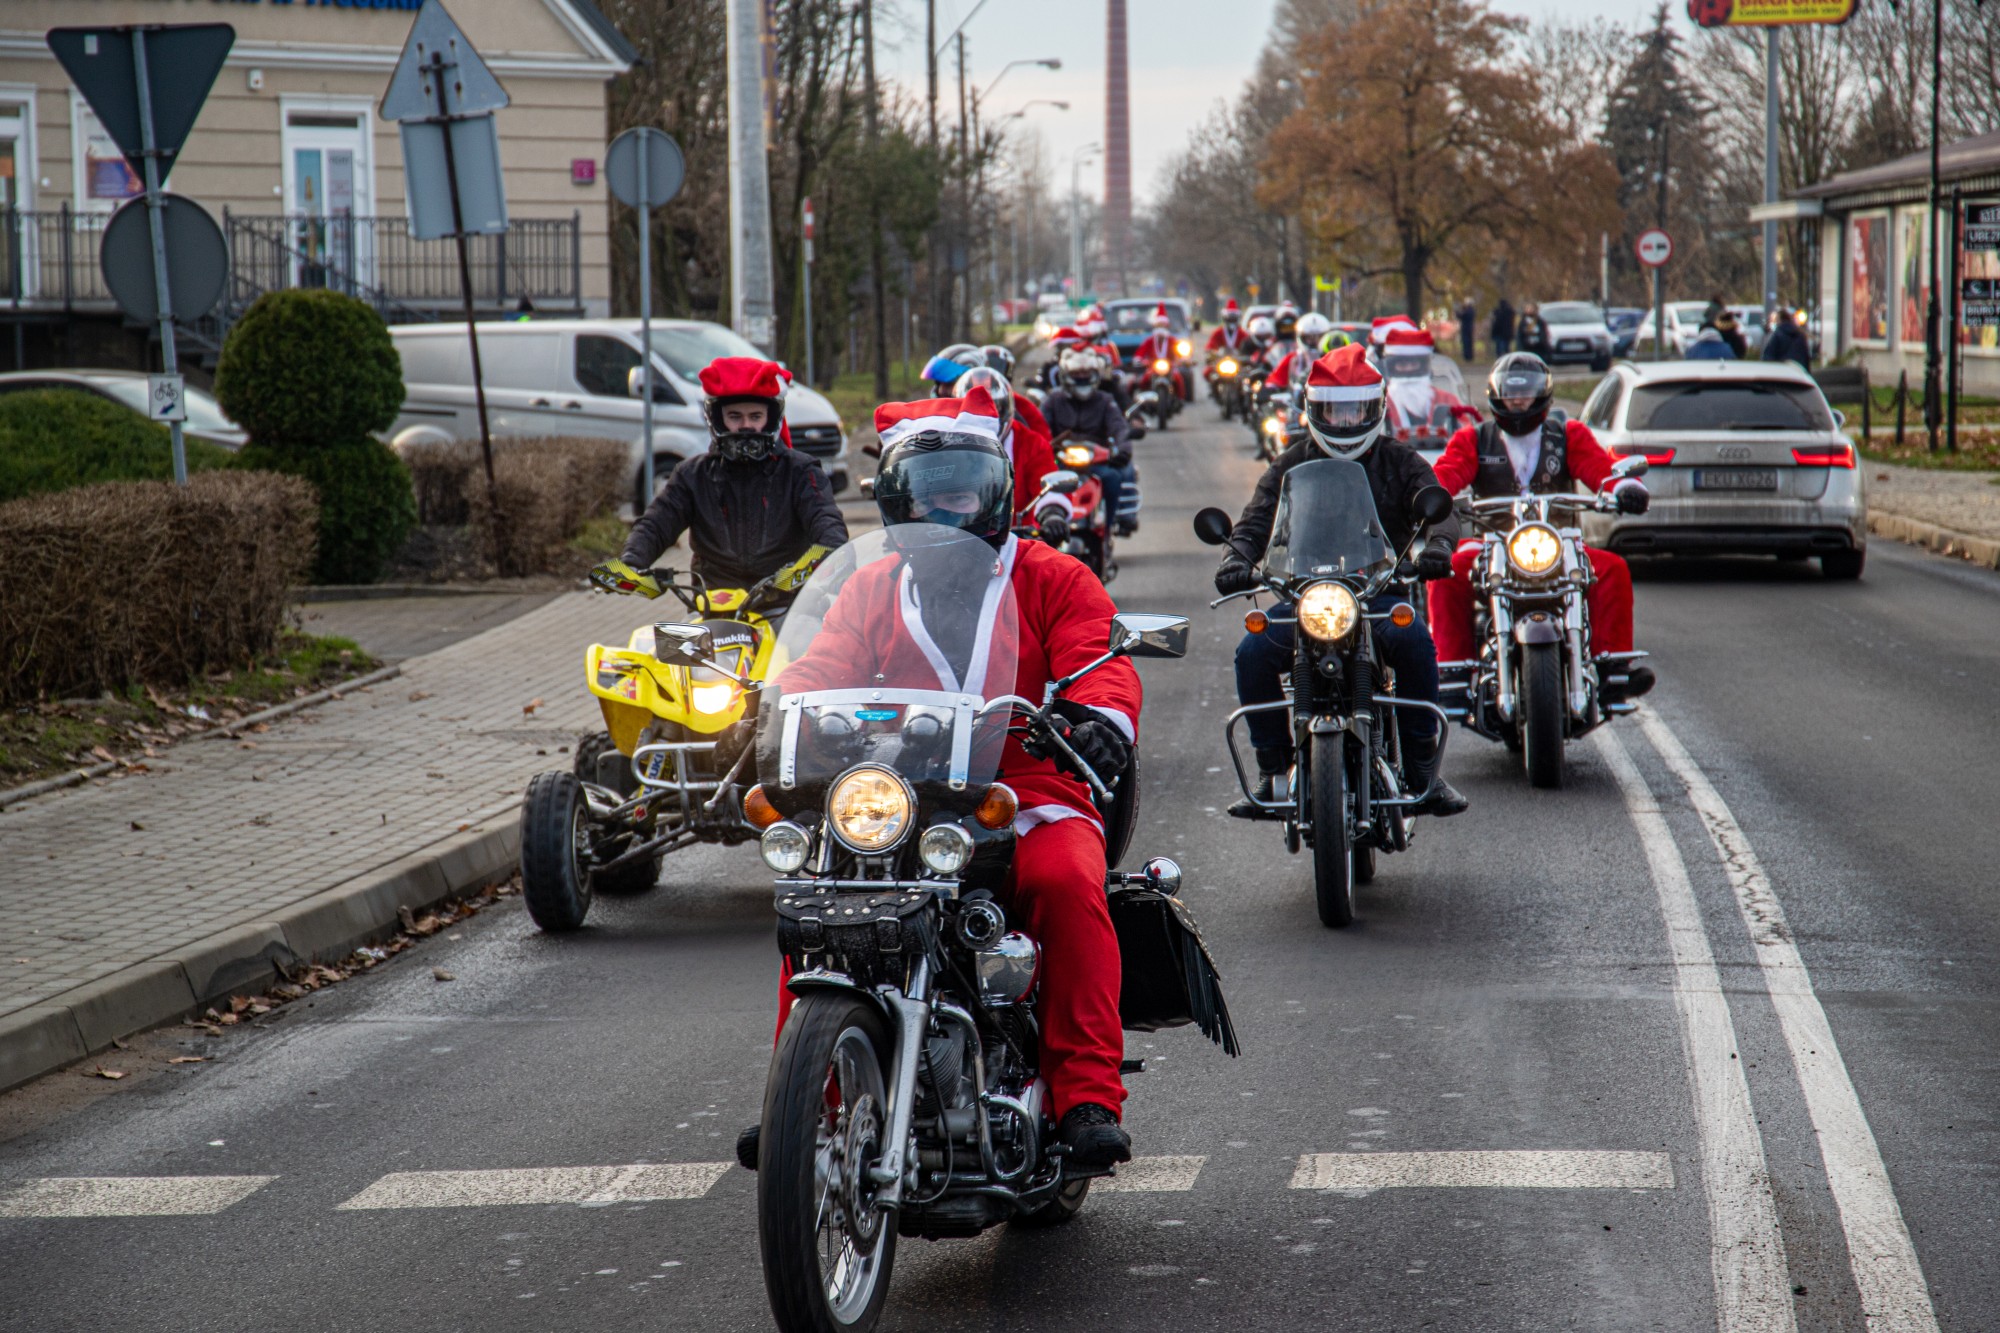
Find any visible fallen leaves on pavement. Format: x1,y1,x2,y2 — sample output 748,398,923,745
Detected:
86,1067,127,1080
167,1056,209,1065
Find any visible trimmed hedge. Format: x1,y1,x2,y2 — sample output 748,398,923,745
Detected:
237,436,416,585
0,471,318,706
0,388,234,503
405,436,627,576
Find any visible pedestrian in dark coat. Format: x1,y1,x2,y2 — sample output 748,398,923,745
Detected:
1457,298,1477,362
1490,299,1516,358
1761,309,1812,369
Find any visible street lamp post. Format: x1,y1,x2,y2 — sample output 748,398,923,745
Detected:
1070,142,1101,306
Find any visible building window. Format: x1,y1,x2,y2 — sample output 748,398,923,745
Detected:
1848,213,1888,347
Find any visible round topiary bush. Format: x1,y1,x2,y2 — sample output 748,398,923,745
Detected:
215,289,412,583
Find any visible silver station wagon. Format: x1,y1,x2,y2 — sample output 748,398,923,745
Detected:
1576,360,1867,579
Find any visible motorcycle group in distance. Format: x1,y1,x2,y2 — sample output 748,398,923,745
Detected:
503,307,1656,1331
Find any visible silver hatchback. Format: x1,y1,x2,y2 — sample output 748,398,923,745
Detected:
1577,360,1866,579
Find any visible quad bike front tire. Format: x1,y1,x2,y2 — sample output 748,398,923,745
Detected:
520,771,593,932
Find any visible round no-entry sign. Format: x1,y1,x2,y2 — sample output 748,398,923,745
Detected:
1635,229,1674,268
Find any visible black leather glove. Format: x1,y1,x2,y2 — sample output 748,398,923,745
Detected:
1614,480,1650,515
1033,699,1131,782
1215,557,1257,596
1415,541,1454,581
1038,512,1071,545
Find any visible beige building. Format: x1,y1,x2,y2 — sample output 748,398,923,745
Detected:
0,0,633,368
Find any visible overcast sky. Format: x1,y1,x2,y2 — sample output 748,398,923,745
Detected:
873,0,1686,207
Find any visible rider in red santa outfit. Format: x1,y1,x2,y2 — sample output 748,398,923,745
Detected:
1206,299,1250,356
1134,304,1190,401
1380,326,1469,445
954,364,1065,535
1427,353,1656,701
741,384,1145,1175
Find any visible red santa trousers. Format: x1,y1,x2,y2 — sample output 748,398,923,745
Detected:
1428,541,1634,661
773,816,1126,1121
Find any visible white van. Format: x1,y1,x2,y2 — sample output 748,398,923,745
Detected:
387,318,851,506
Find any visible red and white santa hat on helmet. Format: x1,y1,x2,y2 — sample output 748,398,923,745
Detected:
1383,326,1435,351
1306,342,1386,404
873,385,1004,450
1223,298,1241,315
1369,315,1421,347
699,356,792,402
1150,303,1171,328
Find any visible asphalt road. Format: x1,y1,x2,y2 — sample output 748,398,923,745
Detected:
4,402,1996,1332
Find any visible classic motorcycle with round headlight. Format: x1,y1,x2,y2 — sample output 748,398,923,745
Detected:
1448,455,1650,788
741,526,1234,1333
1194,459,1456,928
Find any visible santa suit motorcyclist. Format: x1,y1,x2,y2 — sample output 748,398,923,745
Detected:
751,384,1145,1173
1259,306,1301,375
595,357,848,600
1214,345,1469,819
1426,353,1656,701
955,364,1065,542
1264,312,1333,399
1133,304,1190,401
1043,348,1139,536
1369,313,1420,353
1379,327,1470,445
1205,298,1251,358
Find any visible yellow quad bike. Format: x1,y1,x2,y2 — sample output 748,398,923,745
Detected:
516,548,828,932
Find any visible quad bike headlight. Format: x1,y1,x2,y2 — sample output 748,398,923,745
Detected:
1296,581,1360,641
689,680,736,714
760,821,812,874
1059,444,1095,468
1217,358,1239,376
1506,523,1563,578
827,765,914,852
918,823,975,875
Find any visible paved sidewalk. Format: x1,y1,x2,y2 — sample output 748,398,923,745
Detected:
1865,461,2000,542
0,590,647,1027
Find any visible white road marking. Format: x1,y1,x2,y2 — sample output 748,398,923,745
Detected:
336,1163,732,1211
0,1175,275,1217
1095,1155,1205,1192
1637,710,1940,1333
1599,728,1797,1333
1288,1150,1673,1192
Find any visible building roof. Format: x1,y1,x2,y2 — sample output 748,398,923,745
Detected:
562,0,639,66
1796,129,2000,204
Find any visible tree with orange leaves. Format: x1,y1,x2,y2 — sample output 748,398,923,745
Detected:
1261,0,1620,318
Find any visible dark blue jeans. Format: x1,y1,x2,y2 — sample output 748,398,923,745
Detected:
1235,594,1441,754
1091,461,1137,528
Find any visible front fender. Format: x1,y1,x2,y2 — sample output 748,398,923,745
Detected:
1514,617,1563,646
784,967,897,1024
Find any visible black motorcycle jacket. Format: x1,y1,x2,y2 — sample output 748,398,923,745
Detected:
1223,434,1459,570
622,448,849,592
1042,390,1134,467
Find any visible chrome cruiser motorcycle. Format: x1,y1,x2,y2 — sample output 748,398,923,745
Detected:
1195,459,1455,928
1444,456,1650,789
710,526,1234,1333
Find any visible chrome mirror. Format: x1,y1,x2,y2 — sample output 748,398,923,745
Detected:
1109,612,1190,659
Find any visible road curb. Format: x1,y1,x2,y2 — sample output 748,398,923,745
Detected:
297,581,577,603
0,803,522,1094
1867,510,2000,569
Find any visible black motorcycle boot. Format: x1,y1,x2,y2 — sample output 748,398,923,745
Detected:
1227,746,1291,820
1403,734,1469,818
1056,1103,1132,1173
735,1125,760,1172
1597,659,1657,704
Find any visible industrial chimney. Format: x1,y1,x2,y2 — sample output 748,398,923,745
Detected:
1104,0,1130,295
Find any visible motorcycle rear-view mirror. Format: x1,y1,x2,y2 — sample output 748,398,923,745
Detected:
1109,612,1190,660
1041,469,1081,494
1128,423,1148,441
1192,506,1234,546
653,623,716,667
859,476,877,499
1611,454,1649,480
1413,484,1453,526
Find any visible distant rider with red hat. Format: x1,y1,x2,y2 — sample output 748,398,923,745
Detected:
1133,304,1190,402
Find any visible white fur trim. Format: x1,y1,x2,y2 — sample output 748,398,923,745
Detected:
1088,705,1136,743
878,409,1001,447
896,536,1019,695
1307,383,1384,403
1012,803,1104,838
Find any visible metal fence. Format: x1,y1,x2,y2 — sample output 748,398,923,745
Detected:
0,207,582,320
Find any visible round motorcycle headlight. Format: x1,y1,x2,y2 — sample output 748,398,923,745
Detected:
1176,338,1193,358
1262,414,1284,436
1059,443,1094,468
827,765,913,852
1152,358,1171,375
1506,523,1563,577
918,823,975,875
1296,581,1360,641
1218,358,1239,375
760,821,812,874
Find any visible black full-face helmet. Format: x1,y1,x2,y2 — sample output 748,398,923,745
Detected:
954,366,1016,436
874,430,1016,549
1487,352,1555,434
978,344,1018,378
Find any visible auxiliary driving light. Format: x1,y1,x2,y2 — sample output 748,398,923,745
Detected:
827,765,913,852
918,823,976,875
760,821,811,874
689,680,736,714
1296,581,1360,641
1506,523,1563,577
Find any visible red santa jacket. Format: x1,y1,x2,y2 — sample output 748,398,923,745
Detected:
1432,417,1619,495
1008,414,1058,517
1266,348,1305,391
774,536,1141,831
1206,325,1249,354
1134,330,1178,366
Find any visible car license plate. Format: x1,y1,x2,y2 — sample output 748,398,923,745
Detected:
1693,468,1778,491
1558,340,1585,352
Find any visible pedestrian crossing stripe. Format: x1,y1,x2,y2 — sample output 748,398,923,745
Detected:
1096,1155,1205,1192
0,1175,276,1217
1290,1151,1675,1192
336,1163,733,1210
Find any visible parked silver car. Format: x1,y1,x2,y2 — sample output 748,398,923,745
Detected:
1577,360,1866,579
0,370,246,448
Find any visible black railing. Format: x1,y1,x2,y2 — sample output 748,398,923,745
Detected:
0,208,583,321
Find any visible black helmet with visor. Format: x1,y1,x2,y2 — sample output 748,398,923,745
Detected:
873,430,1016,549
1487,352,1554,434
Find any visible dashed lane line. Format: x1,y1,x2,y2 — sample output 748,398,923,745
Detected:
1095,1155,1206,1192
1637,710,1940,1333
1288,1150,1673,1193
1598,728,1798,1333
335,1163,733,1210
0,1176,276,1218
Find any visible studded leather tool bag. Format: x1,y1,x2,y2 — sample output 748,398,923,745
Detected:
1107,884,1240,1055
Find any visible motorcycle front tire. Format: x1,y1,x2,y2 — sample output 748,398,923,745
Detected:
1014,1177,1091,1228
520,771,593,932
1521,641,1566,789
1309,732,1356,928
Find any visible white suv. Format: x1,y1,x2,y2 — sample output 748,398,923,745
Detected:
1577,360,1865,578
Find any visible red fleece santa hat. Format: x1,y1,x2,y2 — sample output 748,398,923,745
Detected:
1223,298,1241,315
699,356,791,401
874,385,1003,449
1150,303,1171,328
1369,315,1420,347
1049,326,1080,346
1305,342,1386,403
1383,326,1435,351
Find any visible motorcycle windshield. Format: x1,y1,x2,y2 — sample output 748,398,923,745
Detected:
756,526,1020,810
1262,458,1394,580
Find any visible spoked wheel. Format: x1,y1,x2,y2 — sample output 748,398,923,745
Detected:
759,994,898,1333
1308,732,1356,928
520,771,593,932
1520,642,1566,789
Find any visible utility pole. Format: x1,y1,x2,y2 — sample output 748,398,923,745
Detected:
726,0,775,350
1654,120,1671,362
863,0,890,397
1923,0,1944,445
926,0,940,349
1762,30,1780,341
956,30,970,342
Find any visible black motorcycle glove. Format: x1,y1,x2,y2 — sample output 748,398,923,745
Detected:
1038,512,1071,545
1614,480,1650,515
1026,699,1132,782
1214,556,1257,596
1415,540,1455,581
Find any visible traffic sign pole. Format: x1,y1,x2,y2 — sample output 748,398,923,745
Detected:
429,45,500,523
131,29,187,485
802,198,815,388
639,143,653,504
606,127,685,507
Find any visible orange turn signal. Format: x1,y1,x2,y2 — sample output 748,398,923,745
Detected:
743,783,782,829
1244,609,1269,634
1389,602,1416,628
974,782,1019,830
